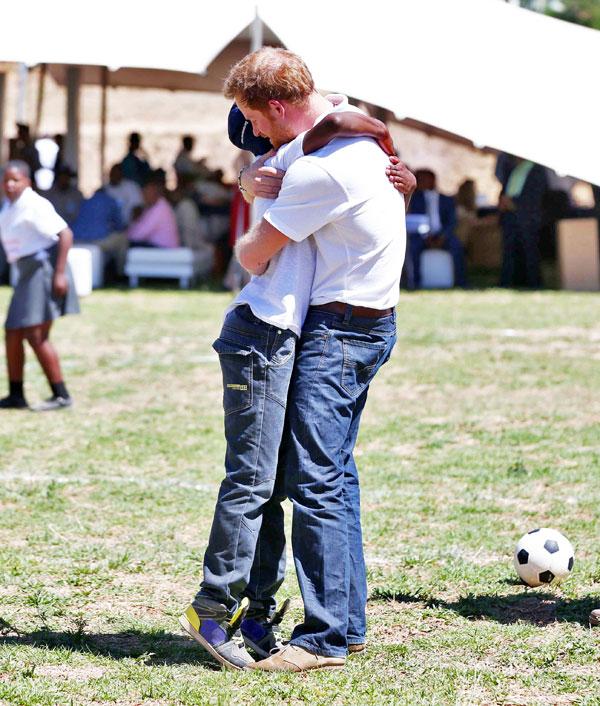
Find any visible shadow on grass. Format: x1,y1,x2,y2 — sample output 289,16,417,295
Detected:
370,589,598,626
0,627,220,668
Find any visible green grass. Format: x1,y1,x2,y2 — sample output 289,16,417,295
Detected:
0,286,599,706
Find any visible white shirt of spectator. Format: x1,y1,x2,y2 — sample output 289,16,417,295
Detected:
105,178,143,224
0,187,67,263
230,97,365,336
264,112,405,310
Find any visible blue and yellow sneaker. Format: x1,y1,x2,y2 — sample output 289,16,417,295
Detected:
241,598,291,658
179,596,254,670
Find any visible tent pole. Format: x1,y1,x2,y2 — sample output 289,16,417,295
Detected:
0,73,5,163
250,8,263,52
65,65,81,177
16,63,28,124
33,63,47,137
100,66,108,183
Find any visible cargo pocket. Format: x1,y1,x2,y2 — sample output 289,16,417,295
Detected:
213,339,253,415
341,339,387,398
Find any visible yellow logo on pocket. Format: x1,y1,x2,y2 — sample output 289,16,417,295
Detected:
227,384,248,391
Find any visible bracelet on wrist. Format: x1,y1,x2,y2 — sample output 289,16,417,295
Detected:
237,166,248,193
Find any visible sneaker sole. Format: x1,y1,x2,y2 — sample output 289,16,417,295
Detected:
178,613,246,671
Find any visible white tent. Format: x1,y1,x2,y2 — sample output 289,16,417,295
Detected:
1,0,599,184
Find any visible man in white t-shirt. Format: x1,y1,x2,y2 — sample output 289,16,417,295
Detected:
230,48,404,672
179,84,412,668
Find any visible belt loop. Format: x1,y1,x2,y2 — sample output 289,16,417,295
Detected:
343,304,353,323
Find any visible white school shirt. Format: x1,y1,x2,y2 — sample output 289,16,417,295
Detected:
0,187,67,263
228,136,312,337
264,128,405,309
230,97,366,336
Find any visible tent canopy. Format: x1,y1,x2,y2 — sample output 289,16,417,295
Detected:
2,0,599,184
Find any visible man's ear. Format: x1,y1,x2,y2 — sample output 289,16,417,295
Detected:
267,100,285,119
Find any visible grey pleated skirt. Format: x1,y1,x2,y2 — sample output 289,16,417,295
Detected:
5,246,80,330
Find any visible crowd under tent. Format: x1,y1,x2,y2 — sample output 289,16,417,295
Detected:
0,0,598,187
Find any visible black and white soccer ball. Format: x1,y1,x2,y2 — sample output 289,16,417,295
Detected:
514,528,574,587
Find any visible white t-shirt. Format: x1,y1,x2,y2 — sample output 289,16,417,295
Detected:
230,97,370,335
0,187,67,263
264,135,405,309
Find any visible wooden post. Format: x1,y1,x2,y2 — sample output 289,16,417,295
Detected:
65,65,81,176
0,73,5,163
33,63,47,137
16,63,28,124
100,66,109,182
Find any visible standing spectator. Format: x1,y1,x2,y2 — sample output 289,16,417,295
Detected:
498,158,547,288
128,176,179,249
120,132,151,186
408,169,467,287
171,175,210,252
105,163,143,225
52,134,65,177
10,124,42,178
44,165,83,225
173,135,210,187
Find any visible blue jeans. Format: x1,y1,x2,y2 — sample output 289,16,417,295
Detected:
197,305,296,612
283,306,397,657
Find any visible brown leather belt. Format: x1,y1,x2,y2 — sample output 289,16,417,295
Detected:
311,302,394,318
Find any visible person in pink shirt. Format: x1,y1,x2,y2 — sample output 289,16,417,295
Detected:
127,177,179,249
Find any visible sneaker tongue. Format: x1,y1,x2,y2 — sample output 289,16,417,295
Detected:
270,598,291,626
228,597,250,632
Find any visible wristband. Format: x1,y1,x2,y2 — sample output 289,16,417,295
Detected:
237,166,248,193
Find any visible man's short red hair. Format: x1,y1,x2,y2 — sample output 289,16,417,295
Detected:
223,47,315,109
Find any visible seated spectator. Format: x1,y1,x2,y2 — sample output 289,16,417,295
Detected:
173,135,210,187
44,165,83,225
120,132,151,186
194,168,232,275
170,176,211,252
105,163,143,225
454,179,501,270
128,175,179,249
408,169,467,287
71,187,128,274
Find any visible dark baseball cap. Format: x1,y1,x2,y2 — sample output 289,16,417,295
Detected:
227,104,272,157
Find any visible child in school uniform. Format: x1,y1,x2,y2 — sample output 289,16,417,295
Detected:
0,160,79,411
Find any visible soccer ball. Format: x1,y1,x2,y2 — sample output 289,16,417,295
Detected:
513,528,574,587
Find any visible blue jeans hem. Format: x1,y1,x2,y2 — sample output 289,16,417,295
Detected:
289,638,347,659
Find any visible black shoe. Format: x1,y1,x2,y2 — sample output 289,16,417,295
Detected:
0,395,29,410
32,395,73,412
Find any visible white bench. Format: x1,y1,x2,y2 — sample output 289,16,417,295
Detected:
125,246,214,289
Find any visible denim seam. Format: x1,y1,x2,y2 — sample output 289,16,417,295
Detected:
225,340,268,603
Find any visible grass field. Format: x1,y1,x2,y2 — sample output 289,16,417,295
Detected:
0,286,599,706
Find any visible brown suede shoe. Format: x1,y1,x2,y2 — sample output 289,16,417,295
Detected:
348,643,366,654
589,609,600,627
247,644,345,672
